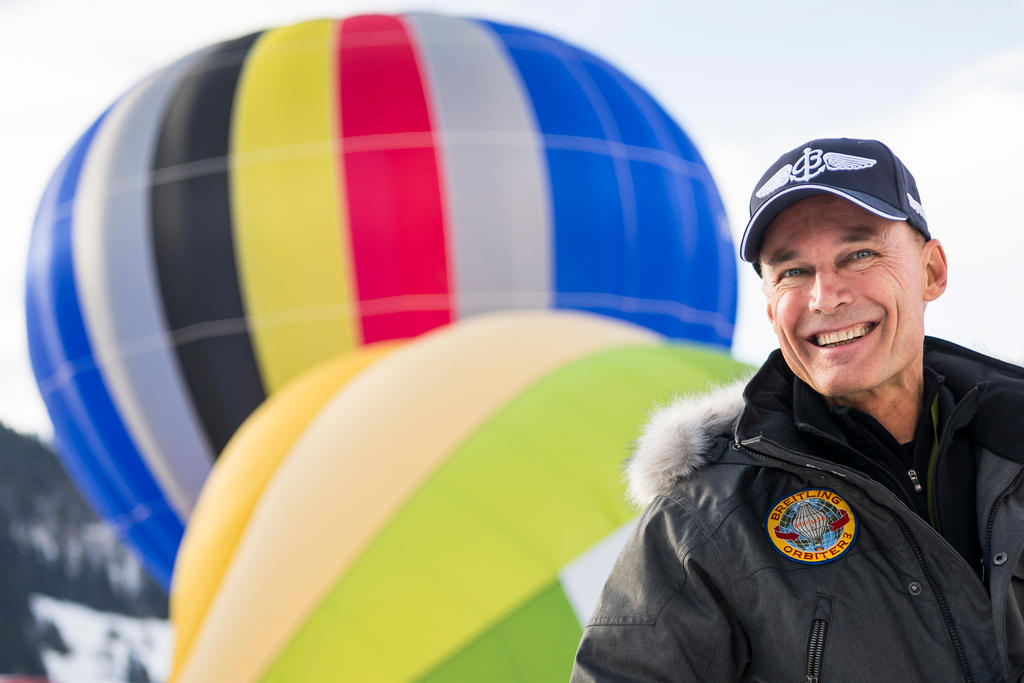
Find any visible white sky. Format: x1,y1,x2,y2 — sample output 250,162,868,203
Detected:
3,0,1024,438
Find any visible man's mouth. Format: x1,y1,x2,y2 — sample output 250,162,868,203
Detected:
813,323,877,348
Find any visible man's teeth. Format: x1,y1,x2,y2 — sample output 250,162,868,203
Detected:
816,325,872,347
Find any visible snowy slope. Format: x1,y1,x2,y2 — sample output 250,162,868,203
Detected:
30,595,172,683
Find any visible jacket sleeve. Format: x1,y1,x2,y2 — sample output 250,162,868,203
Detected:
570,496,748,682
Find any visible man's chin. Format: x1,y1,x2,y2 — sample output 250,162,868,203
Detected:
802,371,877,405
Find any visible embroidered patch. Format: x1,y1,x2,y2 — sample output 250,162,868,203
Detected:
765,489,857,564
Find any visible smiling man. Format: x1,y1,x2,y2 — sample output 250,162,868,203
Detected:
571,138,1024,682
757,192,947,444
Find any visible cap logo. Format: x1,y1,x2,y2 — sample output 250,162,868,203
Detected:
755,147,877,199
765,489,857,564
906,192,926,219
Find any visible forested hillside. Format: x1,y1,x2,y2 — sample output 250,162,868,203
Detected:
0,422,168,679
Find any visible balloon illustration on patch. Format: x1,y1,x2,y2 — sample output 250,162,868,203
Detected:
765,489,857,564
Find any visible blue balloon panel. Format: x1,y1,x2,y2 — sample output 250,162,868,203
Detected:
483,19,737,346
25,109,182,589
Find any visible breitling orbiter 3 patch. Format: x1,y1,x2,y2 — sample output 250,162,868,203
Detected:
765,489,857,564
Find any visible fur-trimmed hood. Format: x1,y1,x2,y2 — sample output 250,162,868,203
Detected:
626,379,747,508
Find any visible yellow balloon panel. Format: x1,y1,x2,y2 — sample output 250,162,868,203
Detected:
230,19,360,392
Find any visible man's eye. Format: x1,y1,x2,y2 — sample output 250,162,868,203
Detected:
781,268,804,279
851,249,873,260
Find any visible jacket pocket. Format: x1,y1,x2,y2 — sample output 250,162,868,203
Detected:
805,596,833,683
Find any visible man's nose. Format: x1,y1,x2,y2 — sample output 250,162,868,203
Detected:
809,269,852,314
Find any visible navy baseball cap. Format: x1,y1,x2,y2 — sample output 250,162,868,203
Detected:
740,138,930,267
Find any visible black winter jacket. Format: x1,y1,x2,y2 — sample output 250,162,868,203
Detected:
571,337,1024,682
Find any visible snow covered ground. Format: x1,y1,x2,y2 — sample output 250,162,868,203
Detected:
30,595,173,683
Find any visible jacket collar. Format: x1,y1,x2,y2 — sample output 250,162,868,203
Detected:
626,337,1024,508
922,337,1024,462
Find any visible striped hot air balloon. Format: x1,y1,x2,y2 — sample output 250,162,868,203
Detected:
25,13,737,587
169,311,750,683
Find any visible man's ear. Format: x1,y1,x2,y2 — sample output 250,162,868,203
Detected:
922,238,948,302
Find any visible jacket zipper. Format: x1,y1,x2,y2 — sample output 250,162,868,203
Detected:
805,610,830,683
890,513,973,683
982,466,1024,583
738,441,975,683
805,618,827,683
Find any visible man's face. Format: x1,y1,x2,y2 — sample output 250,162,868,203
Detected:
758,195,947,406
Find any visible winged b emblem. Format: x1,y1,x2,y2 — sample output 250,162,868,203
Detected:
755,147,877,199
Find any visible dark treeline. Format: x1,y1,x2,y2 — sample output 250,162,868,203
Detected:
0,421,168,676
